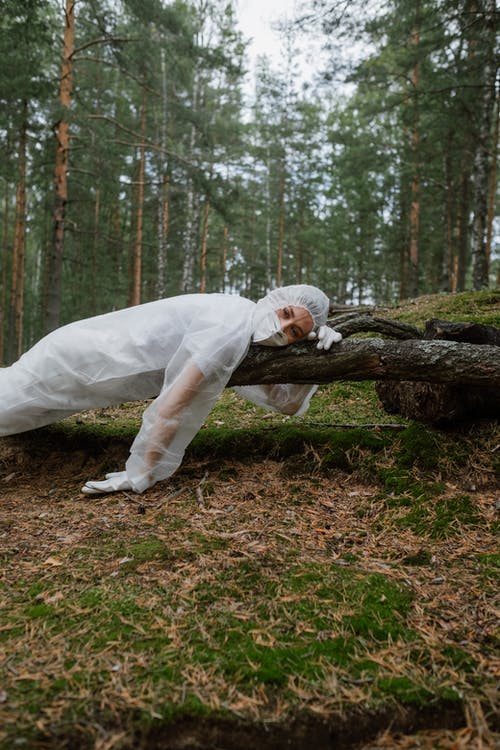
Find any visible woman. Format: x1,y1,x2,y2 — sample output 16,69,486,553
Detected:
0,285,341,494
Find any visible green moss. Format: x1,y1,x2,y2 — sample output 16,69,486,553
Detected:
396,424,441,471
24,603,56,620
26,582,45,598
376,676,433,705
45,419,138,444
397,494,481,538
342,574,412,641
78,586,106,608
354,658,380,676
127,538,171,562
189,531,230,553
190,424,392,468
393,290,500,327
476,553,500,587
441,645,477,672
477,553,500,569
401,548,432,566
379,468,444,498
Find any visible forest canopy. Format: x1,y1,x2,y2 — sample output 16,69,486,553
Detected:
0,0,498,363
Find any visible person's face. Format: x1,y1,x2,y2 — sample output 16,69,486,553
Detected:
276,306,314,344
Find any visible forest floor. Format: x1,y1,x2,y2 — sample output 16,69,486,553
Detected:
0,291,499,750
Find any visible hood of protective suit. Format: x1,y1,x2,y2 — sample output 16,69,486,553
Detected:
251,284,330,344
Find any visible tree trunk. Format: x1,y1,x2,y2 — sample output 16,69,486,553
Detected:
229,338,500,388
443,130,455,292
375,318,500,423
265,147,272,289
485,96,498,269
424,318,500,346
156,173,170,299
128,91,146,307
156,47,169,300
8,105,28,362
199,200,210,293
407,15,420,298
398,192,409,300
471,0,497,289
91,186,100,315
456,170,470,291
221,225,228,293
44,0,75,333
181,73,199,294
277,156,285,287
376,380,500,423
0,182,10,365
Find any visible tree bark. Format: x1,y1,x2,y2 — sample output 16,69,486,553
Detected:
470,0,497,289
44,0,75,334
221,225,228,293
181,72,199,294
0,181,10,365
408,22,420,299
128,91,146,307
277,156,285,287
375,380,500,423
375,317,500,423
156,47,169,300
424,318,500,346
199,200,210,293
8,104,28,362
485,96,498,269
229,338,500,388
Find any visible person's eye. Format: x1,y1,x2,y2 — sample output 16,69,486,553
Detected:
283,308,290,319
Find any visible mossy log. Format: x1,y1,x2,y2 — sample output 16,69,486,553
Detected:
229,316,500,423
375,380,500,423
375,318,500,423
229,338,500,388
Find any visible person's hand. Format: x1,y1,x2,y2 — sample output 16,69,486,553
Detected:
81,471,133,495
308,325,342,350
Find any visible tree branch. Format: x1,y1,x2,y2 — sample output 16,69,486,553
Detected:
71,37,139,57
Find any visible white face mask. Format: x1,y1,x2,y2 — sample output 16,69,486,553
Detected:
252,305,288,347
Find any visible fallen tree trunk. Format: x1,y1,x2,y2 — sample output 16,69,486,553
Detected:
424,318,500,345
375,318,500,423
375,380,500,423
229,339,500,388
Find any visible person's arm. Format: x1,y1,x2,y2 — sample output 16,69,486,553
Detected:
82,361,205,495
142,362,205,473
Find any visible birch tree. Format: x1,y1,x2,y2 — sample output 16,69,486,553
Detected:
43,0,75,334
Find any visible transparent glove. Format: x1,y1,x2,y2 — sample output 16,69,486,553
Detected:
308,325,342,350
81,471,133,495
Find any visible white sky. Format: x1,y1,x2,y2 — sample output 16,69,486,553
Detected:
235,1,372,99
235,0,321,89
236,0,299,66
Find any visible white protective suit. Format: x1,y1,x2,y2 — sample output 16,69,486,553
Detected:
0,285,331,493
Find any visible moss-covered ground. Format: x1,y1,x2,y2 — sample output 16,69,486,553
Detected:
0,291,498,749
